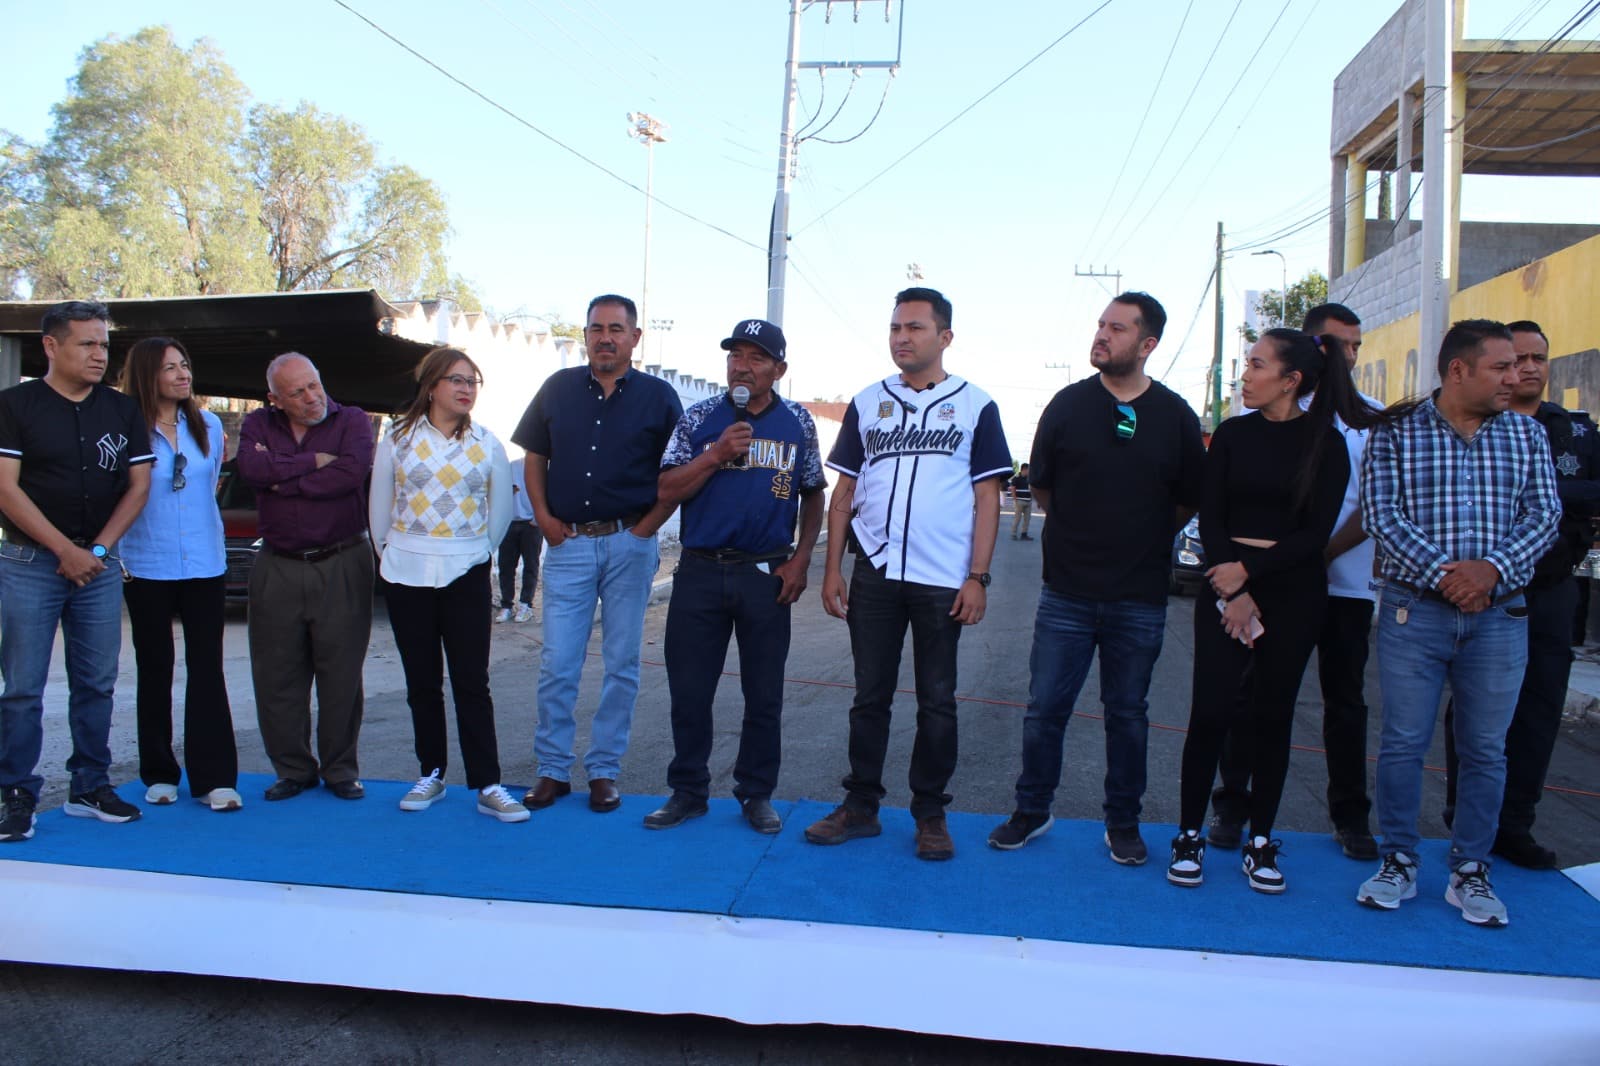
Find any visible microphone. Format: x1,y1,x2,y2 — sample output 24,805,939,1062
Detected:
729,385,752,468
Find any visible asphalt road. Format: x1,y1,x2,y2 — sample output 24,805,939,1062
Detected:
6,515,1597,1064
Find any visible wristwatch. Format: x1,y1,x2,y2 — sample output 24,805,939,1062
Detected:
90,544,108,560
966,571,991,588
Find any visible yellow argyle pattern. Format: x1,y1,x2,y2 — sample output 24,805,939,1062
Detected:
388,425,491,539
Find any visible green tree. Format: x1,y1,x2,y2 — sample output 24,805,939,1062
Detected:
1243,270,1330,342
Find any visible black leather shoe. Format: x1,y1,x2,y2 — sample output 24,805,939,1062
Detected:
741,797,783,835
1493,832,1558,869
326,779,365,800
1334,826,1380,861
264,778,316,802
643,792,708,830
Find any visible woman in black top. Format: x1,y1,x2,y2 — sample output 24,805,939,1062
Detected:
1168,328,1379,893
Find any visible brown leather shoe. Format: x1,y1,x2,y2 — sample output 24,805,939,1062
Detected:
915,814,955,861
522,777,572,810
588,778,621,813
803,803,881,845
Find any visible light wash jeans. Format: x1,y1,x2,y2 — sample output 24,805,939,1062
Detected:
0,544,124,799
534,528,658,781
1374,586,1526,870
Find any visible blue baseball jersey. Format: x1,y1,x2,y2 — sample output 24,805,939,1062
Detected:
662,394,826,554
828,374,1012,588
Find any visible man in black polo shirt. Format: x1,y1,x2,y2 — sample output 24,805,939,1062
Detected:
512,294,683,814
0,300,153,841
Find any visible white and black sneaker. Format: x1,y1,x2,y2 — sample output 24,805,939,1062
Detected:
1242,836,1286,894
63,785,141,823
1167,829,1205,887
0,787,37,842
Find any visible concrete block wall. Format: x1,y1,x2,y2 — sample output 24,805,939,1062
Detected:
1330,229,1425,329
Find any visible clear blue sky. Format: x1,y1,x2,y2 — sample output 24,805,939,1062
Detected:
8,1,1597,455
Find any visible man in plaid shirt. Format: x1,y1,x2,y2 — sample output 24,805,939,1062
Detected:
1357,319,1560,928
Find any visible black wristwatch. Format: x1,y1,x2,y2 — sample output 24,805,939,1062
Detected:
966,571,991,588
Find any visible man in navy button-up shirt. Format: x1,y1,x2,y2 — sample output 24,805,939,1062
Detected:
511,294,682,814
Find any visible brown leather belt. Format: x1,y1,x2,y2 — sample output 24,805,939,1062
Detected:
569,513,643,538
272,533,369,563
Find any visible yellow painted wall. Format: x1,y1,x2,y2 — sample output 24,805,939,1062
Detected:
1354,231,1600,414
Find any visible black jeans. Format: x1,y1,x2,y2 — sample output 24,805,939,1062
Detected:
663,554,791,801
1443,576,1576,836
497,520,542,607
842,559,962,820
1182,552,1326,837
123,575,238,796
1214,593,1374,831
385,561,502,789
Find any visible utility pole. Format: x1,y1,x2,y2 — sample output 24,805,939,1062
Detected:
767,0,904,326
1073,264,1122,296
1419,0,1459,390
628,111,668,365
1211,222,1225,430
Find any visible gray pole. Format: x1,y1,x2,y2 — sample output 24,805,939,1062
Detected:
766,0,803,326
1419,0,1456,389
628,112,668,363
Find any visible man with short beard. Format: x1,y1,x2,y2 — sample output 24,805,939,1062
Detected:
238,353,376,802
512,295,683,815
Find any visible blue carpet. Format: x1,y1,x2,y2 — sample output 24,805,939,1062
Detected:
9,775,1596,980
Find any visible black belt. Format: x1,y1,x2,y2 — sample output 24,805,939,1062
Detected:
2,530,90,550
1386,580,1525,609
568,513,644,538
684,547,791,565
272,533,369,563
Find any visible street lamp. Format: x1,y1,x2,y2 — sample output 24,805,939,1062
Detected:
628,111,669,365
1252,249,1288,328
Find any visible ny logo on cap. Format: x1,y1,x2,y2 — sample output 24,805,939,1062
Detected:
743,321,763,336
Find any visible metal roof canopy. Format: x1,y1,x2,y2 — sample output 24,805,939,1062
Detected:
1345,41,1600,177
0,289,435,412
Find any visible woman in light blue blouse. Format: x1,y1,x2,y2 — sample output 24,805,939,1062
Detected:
117,337,241,812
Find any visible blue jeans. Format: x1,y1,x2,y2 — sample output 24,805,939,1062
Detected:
1015,587,1167,828
1374,588,1526,869
535,528,658,781
0,544,125,799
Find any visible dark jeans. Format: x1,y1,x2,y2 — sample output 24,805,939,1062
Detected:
664,554,791,801
1214,593,1374,831
1013,588,1167,828
386,562,502,788
1443,576,1576,837
497,520,542,607
842,559,962,820
122,575,238,796
1182,553,1326,837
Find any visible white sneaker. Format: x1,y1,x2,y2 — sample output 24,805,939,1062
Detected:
477,783,531,823
494,607,513,624
513,603,534,623
399,770,446,811
196,787,243,812
1447,861,1509,927
144,783,179,805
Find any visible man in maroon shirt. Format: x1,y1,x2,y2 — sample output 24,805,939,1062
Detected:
237,353,375,801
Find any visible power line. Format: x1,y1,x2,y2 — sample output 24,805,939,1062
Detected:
1157,263,1217,384
794,0,1118,235
330,0,764,252
809,72,896,146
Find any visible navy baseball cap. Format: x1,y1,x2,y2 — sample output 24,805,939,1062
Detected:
720,319,786,362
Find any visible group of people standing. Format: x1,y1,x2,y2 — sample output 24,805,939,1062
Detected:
0,291,1585,933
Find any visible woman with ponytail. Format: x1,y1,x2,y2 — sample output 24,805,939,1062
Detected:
1167,328,1380,894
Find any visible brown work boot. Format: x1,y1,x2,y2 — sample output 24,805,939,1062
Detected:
915,814,955,861
803,804,881,845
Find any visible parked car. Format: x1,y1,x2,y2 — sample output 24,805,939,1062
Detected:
1170,514,1206,596
216,459,259,599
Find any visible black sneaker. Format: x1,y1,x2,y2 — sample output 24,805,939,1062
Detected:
1105,825,1148,865
1242,836,1286,894
1333,825,1379,861
63,785,142,824
987,810,1054,850
0,787,37,842
1492,832,1558,870
1207,811,1244,850
1167,830,1205,887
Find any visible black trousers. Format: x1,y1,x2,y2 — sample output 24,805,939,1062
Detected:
842,560,962,820
123,575,238,796
1214,593,1374,830
497,520,542,607
385,561,502,789
1181,553,1326,837
663,554,791,801
1444,576,1576,836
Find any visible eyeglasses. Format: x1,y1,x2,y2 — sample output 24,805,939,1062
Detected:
1114,403,1137,442
171,451,188,492
442,374,483,389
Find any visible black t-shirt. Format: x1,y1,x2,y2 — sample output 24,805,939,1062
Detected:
1009,474,1031,501
0,379,154,543
1030,376,1205,603
1199,412,1348,581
